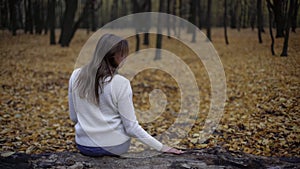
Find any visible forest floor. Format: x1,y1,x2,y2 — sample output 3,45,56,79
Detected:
0,28,299,158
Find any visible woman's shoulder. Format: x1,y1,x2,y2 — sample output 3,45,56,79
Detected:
70,68,81,80
110,74,131,88
112,74,129,83
71,68,81,76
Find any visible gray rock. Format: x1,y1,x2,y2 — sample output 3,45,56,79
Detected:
67,162,84,169
1,148,300,169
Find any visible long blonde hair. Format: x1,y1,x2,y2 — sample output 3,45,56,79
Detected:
75,34,129,105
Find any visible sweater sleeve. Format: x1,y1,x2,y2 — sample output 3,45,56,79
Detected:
115,78,163,151
68,71,78,123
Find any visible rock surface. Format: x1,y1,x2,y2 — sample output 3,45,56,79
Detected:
1,147,299,169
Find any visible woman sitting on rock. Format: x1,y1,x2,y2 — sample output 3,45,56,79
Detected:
68,34,183,157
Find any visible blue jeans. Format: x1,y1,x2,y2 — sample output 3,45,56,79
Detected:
76,139,130,157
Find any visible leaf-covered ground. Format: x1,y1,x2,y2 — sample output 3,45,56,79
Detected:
0,28,299,157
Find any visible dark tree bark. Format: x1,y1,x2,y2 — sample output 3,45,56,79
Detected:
121,0,128,16
59,0,78,47
66,0,101,46
8,0,17,36
250,0,256,31
224,0,229,45
273,0,285,38
111,0,118,21
33,1,43,34
0,0,9,29
16,0,23,30
167,0,171,38
178,0,183,38
48,0,56,45
206,0,212,41
155,0,164,60
172,0,177,35
2,149,300,169
143,0,151,45
237,0,241,31
189,0,197,42
266,0,275,55
230,0,238,28
257,0,263,43
281,0,295,57
132,0,141,50
24,0,33,34
197,0,202,30
91,1,97,32
242,0,248,28
291,0,299,32
135,34,140,52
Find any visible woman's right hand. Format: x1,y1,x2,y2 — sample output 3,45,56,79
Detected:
161,145,184,154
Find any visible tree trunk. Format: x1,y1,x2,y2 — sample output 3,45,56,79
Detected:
0,0,9,29
111,0,118,21
91,0,98,32
291,0,299,32
16,0,23,30
237,0,241,31
250,0,256,31
135,34,140,52
132,0,140,51
172,0,177,35
189,0,196,42
197,0,202,30
257,0,263,43
143,0,151,45
230,0,237,28
121,0,127,16
224,0,229,45
59,0,78,47
8,0,17,36
266,0,275,55
48,0,56,45
242,0,248,28
33,1,43,34
273,0,285,38
178,0,183,38
67,0,99,46
43,2,48,35
206,0,212,41
2,149,300,169
155,0,164,60
167,0,171,38
281,0,295,57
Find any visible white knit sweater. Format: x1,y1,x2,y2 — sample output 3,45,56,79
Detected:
68,68,163,151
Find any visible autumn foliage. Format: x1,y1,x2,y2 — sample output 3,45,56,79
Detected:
0,28,299,157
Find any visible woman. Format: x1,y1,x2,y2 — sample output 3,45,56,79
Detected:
68,34,183,156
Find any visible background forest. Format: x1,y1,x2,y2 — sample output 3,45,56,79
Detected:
0,0,299,158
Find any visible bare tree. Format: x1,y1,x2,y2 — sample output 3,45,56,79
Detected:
249,0,256,31
189,0,197,42
48,0,56,45
59,0,78,47
230,0,238,29
273,0,286,38
8,0,17,35
224,0,229,45
0,0,9,30
281,0,296,56
59,0,101,47
206,0,212,41
266,0,275,55
155,0,164,60
143,0,151,45
257,0,263,43
291,0,300,32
